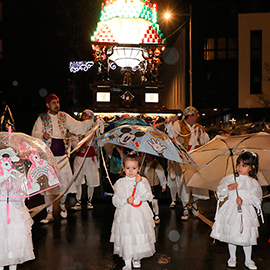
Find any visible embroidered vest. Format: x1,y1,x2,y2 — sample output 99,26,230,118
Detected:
176,120,201,151
40,112,68,148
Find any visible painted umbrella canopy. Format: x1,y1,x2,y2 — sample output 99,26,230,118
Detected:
97,124,198,168
0,131,60,198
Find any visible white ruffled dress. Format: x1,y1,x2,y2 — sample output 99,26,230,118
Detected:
110,176,156,261
0,199,35,267
210,174,263,246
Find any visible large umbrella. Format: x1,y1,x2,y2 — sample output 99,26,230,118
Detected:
0,129,60,222
248,121,270,134
97,124,198,167
97,124,198,207
104,116,150,132
184,132,270,192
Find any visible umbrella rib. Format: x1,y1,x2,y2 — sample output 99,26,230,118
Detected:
200,153,227,169
238,147,270,151
232,136,252,152
196,148,228,154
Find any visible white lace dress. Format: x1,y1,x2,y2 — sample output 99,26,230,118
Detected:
210,174,263,246
110,176,156,261
0,199,35,267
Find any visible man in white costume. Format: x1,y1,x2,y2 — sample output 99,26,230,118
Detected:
167,106,210,220
32,94,95,223
71,109,100,210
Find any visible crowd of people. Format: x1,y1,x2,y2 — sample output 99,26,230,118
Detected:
0,94,263,270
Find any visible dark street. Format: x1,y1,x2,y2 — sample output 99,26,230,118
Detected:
14,194,270,270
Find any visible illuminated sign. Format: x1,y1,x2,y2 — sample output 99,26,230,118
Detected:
97,92,111,102
69,61,94,73
145,93,159,103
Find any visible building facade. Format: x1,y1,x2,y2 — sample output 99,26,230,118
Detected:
162,0,270,128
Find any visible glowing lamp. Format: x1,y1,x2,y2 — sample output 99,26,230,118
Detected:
109,46,146,68
91,0,165,83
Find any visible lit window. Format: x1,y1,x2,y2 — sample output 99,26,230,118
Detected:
204,37,237,60
204,38,215,60
96,92,110,102
145,93,159,103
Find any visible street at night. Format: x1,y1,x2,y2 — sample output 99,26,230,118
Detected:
1,1,270,270
18,194,270,270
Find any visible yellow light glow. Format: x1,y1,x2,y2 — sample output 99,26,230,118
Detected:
164,13,171,19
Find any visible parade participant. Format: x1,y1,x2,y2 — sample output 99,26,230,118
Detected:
142,154,166,224
71,109,100,210
32,94,95,223
0,197,35,269
168,106,209,220
210,151,263,270
110,152,155,270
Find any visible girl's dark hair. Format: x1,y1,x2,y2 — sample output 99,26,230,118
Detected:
123,151,142,167
236,151,259,180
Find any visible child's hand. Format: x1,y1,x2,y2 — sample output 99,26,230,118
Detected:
162,187,166,193
236,196,243,205
127,196,135,204
228,183,238,190
135,174,142,183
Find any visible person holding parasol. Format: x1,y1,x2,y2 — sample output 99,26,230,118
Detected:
210,151,263,270
110,151,155,270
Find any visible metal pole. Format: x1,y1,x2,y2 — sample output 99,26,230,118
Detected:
189,4,193,106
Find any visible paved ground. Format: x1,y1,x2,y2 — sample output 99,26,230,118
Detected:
13,193,270,270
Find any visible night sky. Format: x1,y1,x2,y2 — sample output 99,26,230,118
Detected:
0,0,189,134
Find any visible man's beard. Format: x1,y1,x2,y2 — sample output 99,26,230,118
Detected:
50,106,60,114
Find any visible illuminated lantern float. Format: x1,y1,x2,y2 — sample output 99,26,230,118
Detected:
91,0,166,85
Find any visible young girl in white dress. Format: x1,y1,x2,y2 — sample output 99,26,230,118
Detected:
210,151,263,270
110,152,156,270
0,197,35,270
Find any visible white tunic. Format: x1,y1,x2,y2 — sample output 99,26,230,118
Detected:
173,120,210,151
210,174,262,246
32,112,94,194
73,150,100,187
110,176,156,261
0,199,35,266
167,120,209,200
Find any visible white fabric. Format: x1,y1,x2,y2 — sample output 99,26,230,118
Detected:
73,156,100,187
167,161,209,202
167,121,210,202
124,259,131,268
32,112,94,141
169,186,177,202
0,200,35,267
46,155,76,194
228,243,237,260
110,176,156,261
167,160,183,189
144,160,166,188
152,199,159,216
243,245,252,261
32,112,94,195
173,120,210,150
210,174,262,246
164,122,174,138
